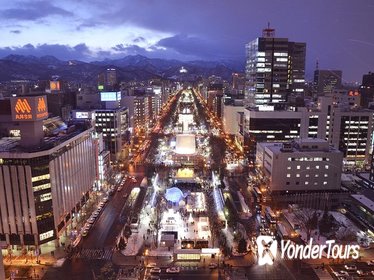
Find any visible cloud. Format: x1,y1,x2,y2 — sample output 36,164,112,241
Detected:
10,30,21,34
0,43,92,61
156,34,243,60
0,1,73,21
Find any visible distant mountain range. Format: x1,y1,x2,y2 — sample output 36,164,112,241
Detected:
0,54,244,82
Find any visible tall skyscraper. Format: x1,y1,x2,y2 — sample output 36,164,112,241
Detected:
245,26,306,107
314,69,342,94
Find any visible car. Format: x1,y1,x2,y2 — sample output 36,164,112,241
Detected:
166,267,180,274
117,186,123,192
92,212,99,218
150,267,161,274
367,260,374,266
209,263,218,269
81,229,89,237
147,263,157,268
344,264,357,271
333,271,349,277
370,270,374,276
356,270,365,276
88,217,95,224
103,197,109,203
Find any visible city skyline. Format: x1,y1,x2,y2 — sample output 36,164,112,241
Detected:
0,0,373,81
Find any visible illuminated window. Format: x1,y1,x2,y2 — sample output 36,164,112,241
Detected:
286,174,291,178
297,166,300,170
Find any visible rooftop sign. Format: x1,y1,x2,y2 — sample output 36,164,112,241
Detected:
10,95,49,122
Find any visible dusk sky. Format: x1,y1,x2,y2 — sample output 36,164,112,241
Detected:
0,0,373,82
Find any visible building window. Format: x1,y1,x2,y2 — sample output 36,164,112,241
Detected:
286,182,290,185
297,165,300,170
323,181,327,185
305,181,309,185
315,174,319,177
287,166,291,170
325,165,329,169
324,174,328,177
316,166,319,169
296,174,300,178
306,174,309,178
286,174,291,178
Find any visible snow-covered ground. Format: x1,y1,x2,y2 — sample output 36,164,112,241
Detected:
284,209,360,246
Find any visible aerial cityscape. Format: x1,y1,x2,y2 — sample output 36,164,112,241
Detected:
0,1,374,280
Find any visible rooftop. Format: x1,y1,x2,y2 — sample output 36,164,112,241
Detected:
0,118,92,154
351,194,374,213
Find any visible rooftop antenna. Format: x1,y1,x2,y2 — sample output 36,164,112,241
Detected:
262,22,275,38
316,59,319,70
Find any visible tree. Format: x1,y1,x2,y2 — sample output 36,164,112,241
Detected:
319,211,337,235
96,263,116,280
294,208,318,240
153,194,165,248
237,238,247,254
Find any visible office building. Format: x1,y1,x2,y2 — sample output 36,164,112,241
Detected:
317,95,373,168
0,96,96,249
222,98,244,135
314,69,342,94
231,73,245,96
245,26,306,107
256,139,343,192
94,107,129,160
241,107,326,165
122,94,155,129
359,72,374,108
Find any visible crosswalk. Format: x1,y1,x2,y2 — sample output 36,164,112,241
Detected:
179,266,199,271
70,248,114,260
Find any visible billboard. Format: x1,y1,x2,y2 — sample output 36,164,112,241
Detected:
100,91,121,101
50,81,61,91
75,111,89,119
10,95,48,121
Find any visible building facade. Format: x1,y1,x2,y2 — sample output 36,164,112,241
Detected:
0,128,96,248
245,28,306,106
256,139,343,192
94,107,129,160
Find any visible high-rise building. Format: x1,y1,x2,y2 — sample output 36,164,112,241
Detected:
232,73,245,95
314,69,342,94
359,71,374,108
94,107,129,160
0,96,96,249
245,26,306,107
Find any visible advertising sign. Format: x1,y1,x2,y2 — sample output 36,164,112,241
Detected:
10,96,48,121
100,91,121,101
50,81,60,91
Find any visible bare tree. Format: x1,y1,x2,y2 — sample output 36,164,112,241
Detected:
153,194,165,248
294,208,318,241
337,227,357,245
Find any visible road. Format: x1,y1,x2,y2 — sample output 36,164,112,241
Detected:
143,267,219,280
82,179,134,248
